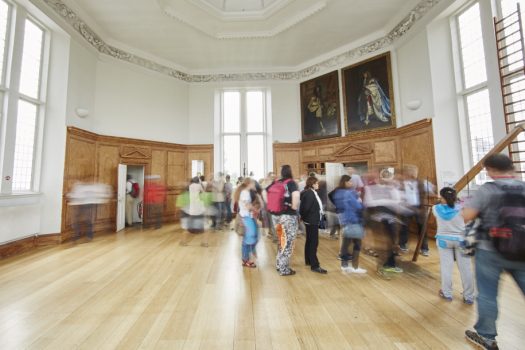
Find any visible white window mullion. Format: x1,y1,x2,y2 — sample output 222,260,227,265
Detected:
0,6,26,193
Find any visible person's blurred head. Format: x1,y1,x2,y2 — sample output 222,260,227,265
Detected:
225,175,231,182
308,172,317,178
439,187,457,208
191,176,200,184
338,175,352,189
281,165,293,180
126,174,132,181
305,176,318,190
484,153,514,176
199,175,205,182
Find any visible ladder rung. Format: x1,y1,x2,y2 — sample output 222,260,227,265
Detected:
503,87,525,96
503,76,525,87
495,11,520,25
496,19,521,34
505,98,525,106
501,68,525,79
511,140,525,144
498,39,522,51
497,29,522,41
499,48,524,60
500,59,524,71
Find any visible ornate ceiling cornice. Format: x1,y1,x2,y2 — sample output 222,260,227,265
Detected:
41,0,442,83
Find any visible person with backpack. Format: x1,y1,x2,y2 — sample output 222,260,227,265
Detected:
462,154,525,350
299,176,327,274
433,187,474,304
267,165,300,276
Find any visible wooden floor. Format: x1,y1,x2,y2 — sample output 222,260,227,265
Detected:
0,225,524,350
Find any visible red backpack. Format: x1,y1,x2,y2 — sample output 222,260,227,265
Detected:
130,182,140,198
266,179,291,214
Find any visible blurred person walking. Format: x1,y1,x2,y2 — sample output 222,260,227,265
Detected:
67,181,112,242
143,175,166,229
332,175,366,274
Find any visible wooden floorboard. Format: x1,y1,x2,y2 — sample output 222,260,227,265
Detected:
0,224,523,349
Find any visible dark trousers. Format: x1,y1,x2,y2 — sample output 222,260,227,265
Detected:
399,209,428,251
340,236,361,268
72,204,95,241
304,223,320,269
225,199,232,223
145,203,163,229
381,219,397,267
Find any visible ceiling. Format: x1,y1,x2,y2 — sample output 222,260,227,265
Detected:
62,0,422,73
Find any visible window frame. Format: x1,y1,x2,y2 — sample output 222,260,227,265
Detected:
219,88,269,179
0,1,49,194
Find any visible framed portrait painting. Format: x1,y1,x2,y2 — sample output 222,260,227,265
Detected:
300,70,341,141
342,52,396,135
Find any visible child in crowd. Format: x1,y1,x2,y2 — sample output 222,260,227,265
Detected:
433,187,474,304
234,178,259,268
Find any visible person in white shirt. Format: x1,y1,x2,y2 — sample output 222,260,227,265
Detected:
125,175,136,226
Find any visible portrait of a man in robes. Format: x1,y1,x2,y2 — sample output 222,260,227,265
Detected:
343,53,396,134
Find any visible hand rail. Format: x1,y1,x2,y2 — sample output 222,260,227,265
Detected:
454,122,525,192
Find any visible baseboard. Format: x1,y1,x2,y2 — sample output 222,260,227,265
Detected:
0,233,61,259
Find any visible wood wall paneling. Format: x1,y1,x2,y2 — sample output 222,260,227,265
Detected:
273,120,437,184
62,127,213,240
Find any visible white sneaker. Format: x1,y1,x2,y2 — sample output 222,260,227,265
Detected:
341,266,351,273
347,267,367,274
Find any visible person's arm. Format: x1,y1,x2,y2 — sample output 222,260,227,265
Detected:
291,190,300,211
462,207,479,223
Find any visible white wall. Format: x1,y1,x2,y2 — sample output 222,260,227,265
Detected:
65,40,98,131
395,31,435,125
93,58,190,144
426,17,465,188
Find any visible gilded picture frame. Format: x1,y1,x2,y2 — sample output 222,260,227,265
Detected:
342,52,396,135
300,70,341,141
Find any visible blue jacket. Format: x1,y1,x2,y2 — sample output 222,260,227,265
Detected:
331,188,363,225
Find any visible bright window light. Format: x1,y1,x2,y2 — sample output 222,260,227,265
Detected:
12,100,38,191
19,19,44,99
458,3,488,89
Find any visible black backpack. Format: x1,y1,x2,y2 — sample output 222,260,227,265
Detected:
487,182,525,261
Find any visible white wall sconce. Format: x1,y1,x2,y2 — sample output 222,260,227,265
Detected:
75,108,89,118
406,100,422,111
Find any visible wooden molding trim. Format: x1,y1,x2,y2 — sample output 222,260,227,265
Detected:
0,233,61,259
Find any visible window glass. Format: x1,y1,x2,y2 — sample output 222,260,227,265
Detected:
0,1,10,84
12,100,38,191
466,89,494,184
223,91,240,133
246,91,264,132
19,19,44,99
223,135,240,179
247,135,264,180
458,3,488,88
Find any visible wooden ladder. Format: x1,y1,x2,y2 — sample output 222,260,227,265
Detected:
495,4,525,179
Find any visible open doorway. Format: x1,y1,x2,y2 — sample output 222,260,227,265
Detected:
126,165,145,227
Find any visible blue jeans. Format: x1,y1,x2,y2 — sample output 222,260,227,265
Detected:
242,216,258,261
474,249,525,339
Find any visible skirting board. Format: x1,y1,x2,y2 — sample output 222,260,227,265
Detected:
0,233,61,259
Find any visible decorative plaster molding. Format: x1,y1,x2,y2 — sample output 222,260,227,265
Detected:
158,0,327,39
190,0,293,21
41,0,441,83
